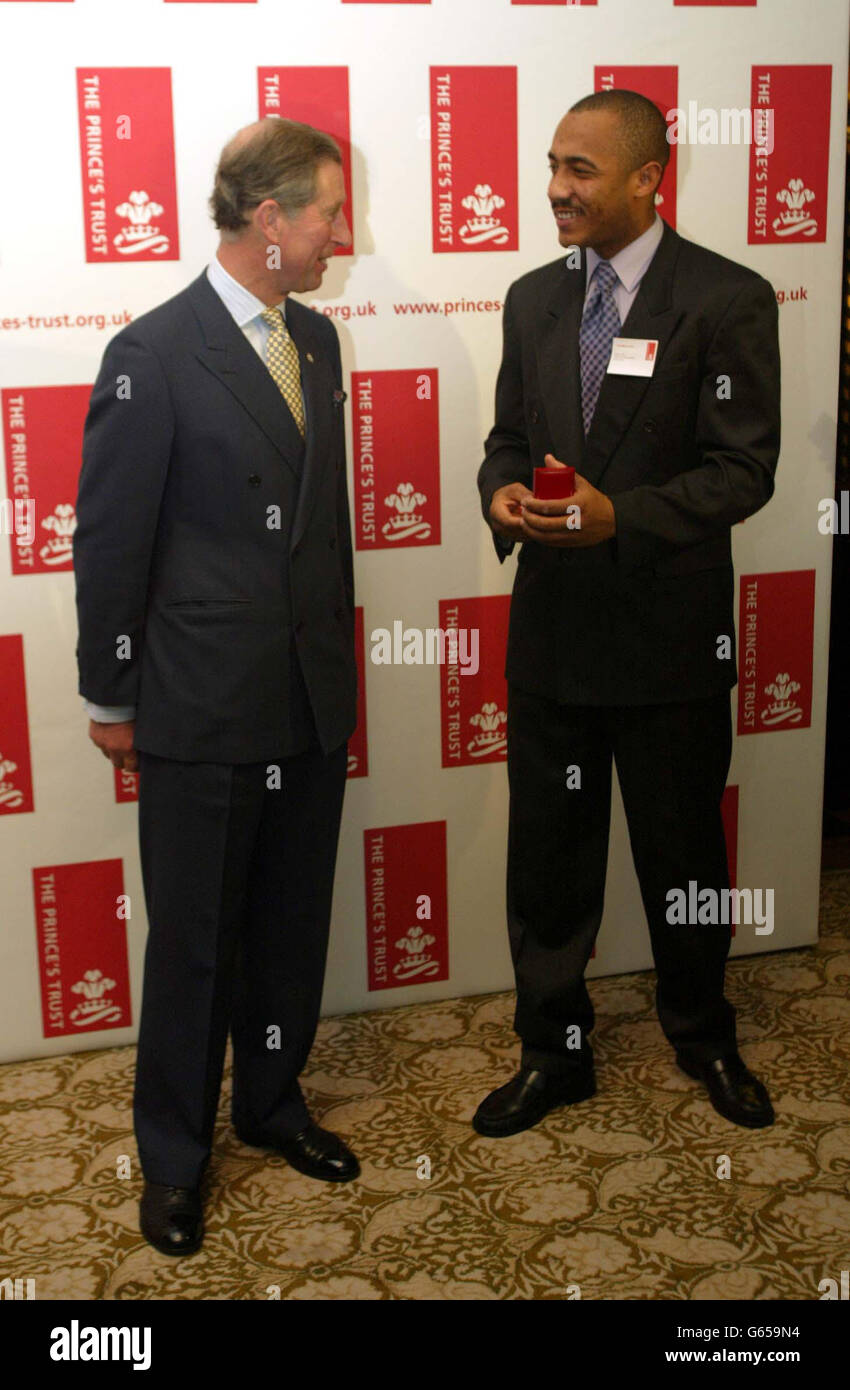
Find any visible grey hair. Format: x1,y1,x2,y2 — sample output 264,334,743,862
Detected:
209,116,341,233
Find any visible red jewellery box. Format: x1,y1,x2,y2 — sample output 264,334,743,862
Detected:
533,466,576,499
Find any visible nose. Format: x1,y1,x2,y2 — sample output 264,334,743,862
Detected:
548,170,574,204
333,209,352,248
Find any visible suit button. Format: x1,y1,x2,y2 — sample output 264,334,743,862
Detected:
334,606,342,620
248,474,261,487
643,420,658,434
295,619,305,634
530,409,539,424
292,544,301,559
329,535,336,549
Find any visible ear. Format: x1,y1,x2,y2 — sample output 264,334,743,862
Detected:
253,198,285,241
635,161,663,201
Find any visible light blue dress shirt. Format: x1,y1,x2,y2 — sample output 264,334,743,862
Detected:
84,253,295,724
583,211,664,323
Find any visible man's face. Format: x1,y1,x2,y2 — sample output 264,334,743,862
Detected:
274,159,351,292
547,110,653,258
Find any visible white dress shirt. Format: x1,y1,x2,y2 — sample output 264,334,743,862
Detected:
84,253,296,724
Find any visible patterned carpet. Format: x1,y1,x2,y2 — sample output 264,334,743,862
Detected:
1,871,849,1302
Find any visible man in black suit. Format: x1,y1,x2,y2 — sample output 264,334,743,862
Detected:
74,117,360,1255
475,90,780,1137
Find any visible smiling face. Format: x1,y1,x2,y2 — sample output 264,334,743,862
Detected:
547,109,661,260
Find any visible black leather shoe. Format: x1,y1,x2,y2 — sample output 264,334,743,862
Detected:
139,1182,203,1257
677,1052,775,1128
473,1066,596,1137
237,1121,360,1182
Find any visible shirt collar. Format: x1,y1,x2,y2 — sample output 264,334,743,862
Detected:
583,212,664,293
206,251,288,327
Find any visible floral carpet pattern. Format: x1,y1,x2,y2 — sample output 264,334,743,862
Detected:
1,871,849,1301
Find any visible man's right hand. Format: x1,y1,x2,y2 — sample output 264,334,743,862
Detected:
88,720,138,774
489,482,533,541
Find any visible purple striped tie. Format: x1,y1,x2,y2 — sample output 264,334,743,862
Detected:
579,260,621,435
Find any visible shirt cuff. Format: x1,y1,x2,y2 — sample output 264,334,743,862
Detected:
84,700,136,723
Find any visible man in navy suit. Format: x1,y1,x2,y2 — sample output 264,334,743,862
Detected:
476,90,780,1137
74,118,360,1255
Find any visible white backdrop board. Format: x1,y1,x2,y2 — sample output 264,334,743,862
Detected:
0,0,846,1062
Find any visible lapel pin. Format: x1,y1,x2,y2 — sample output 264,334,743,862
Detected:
306,352,314,363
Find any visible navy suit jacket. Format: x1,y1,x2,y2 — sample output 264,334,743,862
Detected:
74,271,357,761
477,222,781,704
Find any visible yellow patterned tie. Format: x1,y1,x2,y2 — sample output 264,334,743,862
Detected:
260,306,306,438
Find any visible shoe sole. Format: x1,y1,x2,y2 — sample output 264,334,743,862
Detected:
676,1060,775,1128
472,1080,597,1138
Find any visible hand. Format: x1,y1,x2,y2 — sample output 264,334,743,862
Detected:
89,719,138,773
519,453,616,548
489,481,533,540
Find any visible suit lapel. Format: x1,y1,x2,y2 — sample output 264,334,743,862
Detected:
536,260,587,471
187,272,306,482
582,223,684,487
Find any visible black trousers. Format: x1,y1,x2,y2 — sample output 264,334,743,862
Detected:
506,685,737,1076
133,738,348,1188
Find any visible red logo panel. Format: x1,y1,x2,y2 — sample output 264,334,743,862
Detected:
2,386,89,576
76,68,179,263
258,67,353,257
33,859,132,1038
431,67,518,253
0,635,34,815
364,822,448,990
738,571,815,735
352,369,440,549
749,66,831,244
439,595,510,768
595,67,678,229
114,767,139,804
348,607,369,779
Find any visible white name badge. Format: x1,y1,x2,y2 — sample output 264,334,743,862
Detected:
606,337,659,377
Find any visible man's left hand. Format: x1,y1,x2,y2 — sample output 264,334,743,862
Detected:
519,453,616,548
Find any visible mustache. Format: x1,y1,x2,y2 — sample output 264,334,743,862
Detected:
550,201,583,212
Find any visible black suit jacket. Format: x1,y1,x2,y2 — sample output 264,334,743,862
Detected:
74,271,357,761
477,222,781,704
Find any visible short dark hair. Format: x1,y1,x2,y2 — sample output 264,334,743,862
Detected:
568,89,670,176
209,117,342,234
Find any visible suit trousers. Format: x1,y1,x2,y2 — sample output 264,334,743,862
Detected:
506,684,738,1076
133,736,348,1188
